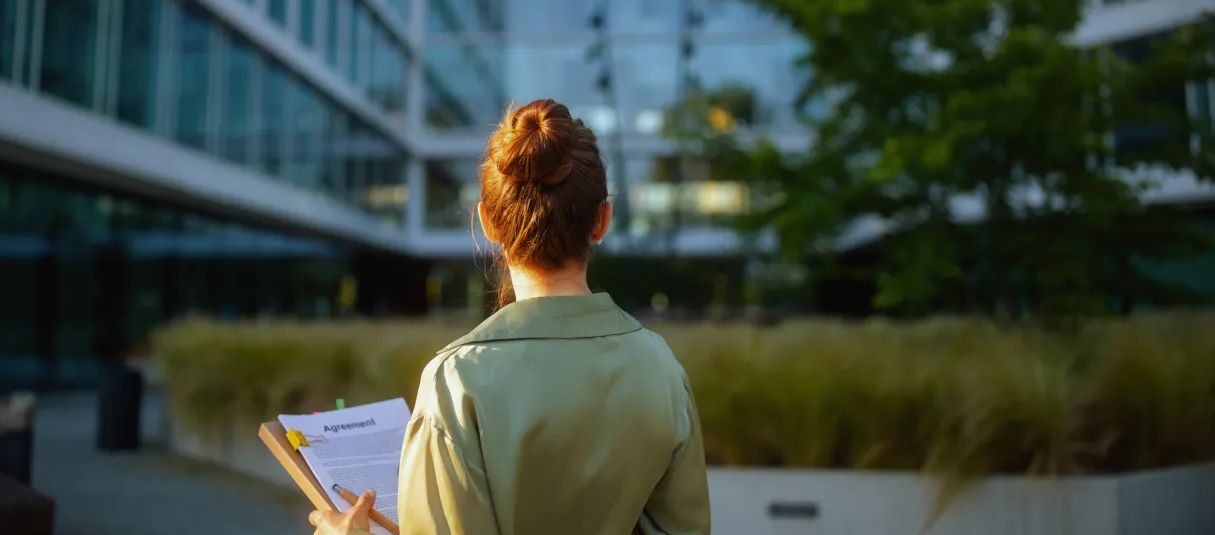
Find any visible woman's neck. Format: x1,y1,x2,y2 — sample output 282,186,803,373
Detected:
508,263,591,301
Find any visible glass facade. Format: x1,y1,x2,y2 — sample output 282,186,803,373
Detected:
1111,32,1191,160
349,3,368,84
370,22,407,114
0,0,1210,388
244,0,410,119
428,0,503,33
419,0,789,238
0,0,16,80
264,63,292,177
222,34,257,164
0,165,352,385
424,159,480,229
326,0,341,68
268,0,287,25
175,3,212,150
0,0,419,387
38,0,101,107
424,0,802,135
0,0,413,219
116,0,162,129
424,39,505,129
299,0,316,48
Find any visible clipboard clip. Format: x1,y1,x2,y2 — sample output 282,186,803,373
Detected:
286,428,310,450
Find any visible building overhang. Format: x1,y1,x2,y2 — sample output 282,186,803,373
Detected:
0,84,413,254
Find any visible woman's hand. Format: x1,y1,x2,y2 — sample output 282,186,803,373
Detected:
308,490,375,535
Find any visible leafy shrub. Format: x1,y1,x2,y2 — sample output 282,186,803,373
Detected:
152,312,1215,479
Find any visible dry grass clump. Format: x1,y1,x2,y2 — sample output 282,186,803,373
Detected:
653,313,1215,477
152,317,468,433
152,312,1215,479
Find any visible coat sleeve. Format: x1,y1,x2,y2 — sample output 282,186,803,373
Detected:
396,355,498,535
637,382,712,535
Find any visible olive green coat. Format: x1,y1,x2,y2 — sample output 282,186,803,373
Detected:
368,293,710,535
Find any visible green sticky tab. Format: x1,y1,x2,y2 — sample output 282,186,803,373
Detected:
336,398,345,410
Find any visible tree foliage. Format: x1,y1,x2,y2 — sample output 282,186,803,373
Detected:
735,0,1215,317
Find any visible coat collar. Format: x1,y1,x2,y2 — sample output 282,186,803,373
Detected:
438,293,642,353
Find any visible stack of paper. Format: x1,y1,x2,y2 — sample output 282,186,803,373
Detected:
278,398,411,535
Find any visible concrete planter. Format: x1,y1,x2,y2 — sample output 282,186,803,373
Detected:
169,415,293,488
709,464,1215,535
168,419,1215,535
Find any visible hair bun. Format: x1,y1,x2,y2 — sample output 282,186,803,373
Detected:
491,99,577,186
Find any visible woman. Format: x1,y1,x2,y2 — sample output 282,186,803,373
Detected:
309,99,710,535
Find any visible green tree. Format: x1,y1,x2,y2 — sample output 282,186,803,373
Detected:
737,0,1215,317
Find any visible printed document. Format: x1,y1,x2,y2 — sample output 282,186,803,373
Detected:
278,398,410,535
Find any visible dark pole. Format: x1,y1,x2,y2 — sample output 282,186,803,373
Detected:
92,238,129,364
33,223,60,389
669,0,703,307
588,5,631,251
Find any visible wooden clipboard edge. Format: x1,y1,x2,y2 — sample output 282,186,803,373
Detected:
258,421,336,511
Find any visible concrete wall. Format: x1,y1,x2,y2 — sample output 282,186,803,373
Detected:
708,465,1215,535
170,420,1215,535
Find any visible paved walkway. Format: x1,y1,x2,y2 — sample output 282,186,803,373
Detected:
30,390,312,534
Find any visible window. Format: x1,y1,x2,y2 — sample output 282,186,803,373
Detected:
370,29,406,113
326,0,341,68
287,80,324,190
424,160,479,229
424,41,507,130
300,0,316,47
343,123,369,206
269,0,288,26
322,109,348,198
0,0,17,80
427,0,460,33
175,4,212,149
349,3,369,85
222,35,256,165
260,64,288,177
38,0,100,107
387,0,410,23
116,0,162,129
1112,32,1188,162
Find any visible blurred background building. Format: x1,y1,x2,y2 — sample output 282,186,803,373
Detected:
1,0,1213,390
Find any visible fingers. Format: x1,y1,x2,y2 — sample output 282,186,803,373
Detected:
308,510,340,529
348,490,375,530
311,491,375,533
353,490,377,515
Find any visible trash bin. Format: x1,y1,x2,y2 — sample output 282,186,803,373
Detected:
97,364,142,451
0,392,35,484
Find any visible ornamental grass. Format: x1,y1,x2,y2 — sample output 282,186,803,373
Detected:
152,312,1215,480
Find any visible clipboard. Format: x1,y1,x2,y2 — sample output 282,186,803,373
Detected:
259,398,407,535
257,421,336,511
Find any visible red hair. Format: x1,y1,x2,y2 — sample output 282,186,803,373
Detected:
480,99,608,307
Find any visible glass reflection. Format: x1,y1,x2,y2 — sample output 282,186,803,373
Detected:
0,0,14,80
425,39,506,131
269,0,287,25
326,0,341,68
222,35,256,165
370,27,406,114
300,0,316,47
424,160,479,229
287,81,324,191
260,63,288,177
0,0,409,231
39,0,100,107
176,4,212,150
116,0,162,130
688,39,811,132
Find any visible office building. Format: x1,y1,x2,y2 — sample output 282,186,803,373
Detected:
1,0,1212,386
